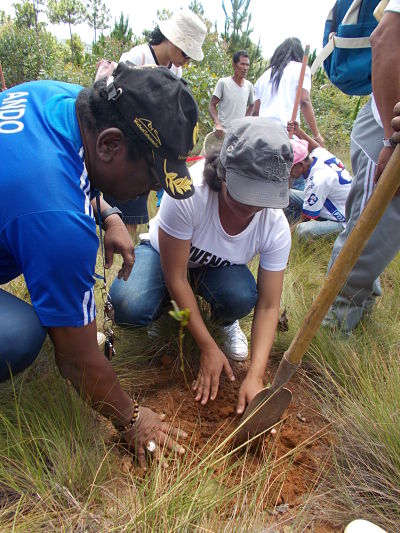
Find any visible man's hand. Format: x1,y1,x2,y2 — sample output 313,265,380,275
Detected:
123,407,188,469
103,215,135,280
214,124,224,139
193,346,235,405
374,102,400,186
236,373,264,415
374,146,396,185
391,101,400,144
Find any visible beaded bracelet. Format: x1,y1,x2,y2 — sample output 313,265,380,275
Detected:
113,399,140,434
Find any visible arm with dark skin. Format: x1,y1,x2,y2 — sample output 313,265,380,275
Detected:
49,321,186,467
90,196,135,281
252,99,260,116
370,11,400,182
246,103,255,116
287,120,319,151
300,88,324,146
236,267,285,414
392,102,400,144
158,229,235,405
208,95,224,139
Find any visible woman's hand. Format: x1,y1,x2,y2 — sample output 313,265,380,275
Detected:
193,346,235,405
236,373,264,416
123,406,188,469
103,216,135,281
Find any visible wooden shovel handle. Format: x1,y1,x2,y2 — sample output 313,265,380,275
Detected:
289,45,310,137
285,145,400,365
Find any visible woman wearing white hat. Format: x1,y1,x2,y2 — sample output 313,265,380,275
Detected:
104,10,207,237
120,9,206,78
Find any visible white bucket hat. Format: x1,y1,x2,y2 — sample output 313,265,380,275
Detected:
158,9,207,61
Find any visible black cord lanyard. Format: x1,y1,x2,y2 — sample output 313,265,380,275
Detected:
95,195,116,360
76,103,116,360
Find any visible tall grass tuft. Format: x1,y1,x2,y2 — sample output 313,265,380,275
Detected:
283,236,400,532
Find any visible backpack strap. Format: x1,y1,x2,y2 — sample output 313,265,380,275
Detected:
311,0,368,75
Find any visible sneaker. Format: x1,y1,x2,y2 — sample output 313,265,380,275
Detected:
221,320,248,361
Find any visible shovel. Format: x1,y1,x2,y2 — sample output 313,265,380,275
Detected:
235,144,400,446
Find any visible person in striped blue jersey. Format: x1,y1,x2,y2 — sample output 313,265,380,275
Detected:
0,63,198,466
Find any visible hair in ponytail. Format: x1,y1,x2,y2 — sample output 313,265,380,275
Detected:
203,149,226,191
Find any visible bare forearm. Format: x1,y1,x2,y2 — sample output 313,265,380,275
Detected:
248,306,279,378
58,353,132,420
208,103,221,127
252,99,260,116
371,12,400,137
293,123,319,151
300,98,320,138
49,325,133,425
246,104,254,116
90,196,110,217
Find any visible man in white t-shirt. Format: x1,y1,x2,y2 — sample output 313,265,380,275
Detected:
286,122,352,239
208,50,254,139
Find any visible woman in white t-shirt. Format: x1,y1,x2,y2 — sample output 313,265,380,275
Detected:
253,38,323,146
110,118,292,415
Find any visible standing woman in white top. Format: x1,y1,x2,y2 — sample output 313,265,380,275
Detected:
253,37,324,146
104,10,207,235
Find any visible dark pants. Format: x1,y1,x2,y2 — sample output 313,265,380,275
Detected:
0,289,47,382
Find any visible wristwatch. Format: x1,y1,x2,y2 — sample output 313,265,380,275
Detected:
382,137,397,148
101,206,123,229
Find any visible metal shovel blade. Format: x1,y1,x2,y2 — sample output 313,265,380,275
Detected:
234,387,293,446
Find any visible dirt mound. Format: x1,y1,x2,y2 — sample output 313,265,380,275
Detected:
129,353,332,512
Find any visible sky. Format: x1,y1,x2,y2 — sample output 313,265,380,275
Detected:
1,0,335,59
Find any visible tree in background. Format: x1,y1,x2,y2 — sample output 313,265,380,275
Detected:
91,13,134,74
85,0,110,43
13,0,45,32
110,13,132,47
13,0,47,75
47,0,86,63
189,0,204,17
14,1,37,29
221,0,266,81
0,19,61,86
0,11,12,26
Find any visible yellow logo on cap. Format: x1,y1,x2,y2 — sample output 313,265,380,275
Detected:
164,160,192,196
193,122,199,147
134,118,161,148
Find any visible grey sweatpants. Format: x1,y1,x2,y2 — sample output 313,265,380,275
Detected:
325,99,400,332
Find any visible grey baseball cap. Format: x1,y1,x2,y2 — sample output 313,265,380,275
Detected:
220,117,293,208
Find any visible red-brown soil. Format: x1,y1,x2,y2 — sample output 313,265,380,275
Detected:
117,349,334,529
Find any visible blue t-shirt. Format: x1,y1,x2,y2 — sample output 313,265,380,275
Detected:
0,80,99,327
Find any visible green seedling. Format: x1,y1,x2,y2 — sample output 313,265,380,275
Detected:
168,300,191,389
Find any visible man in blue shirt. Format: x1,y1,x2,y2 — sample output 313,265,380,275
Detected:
0,63,198,466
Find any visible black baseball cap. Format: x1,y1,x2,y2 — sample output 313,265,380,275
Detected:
105,62,198,199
